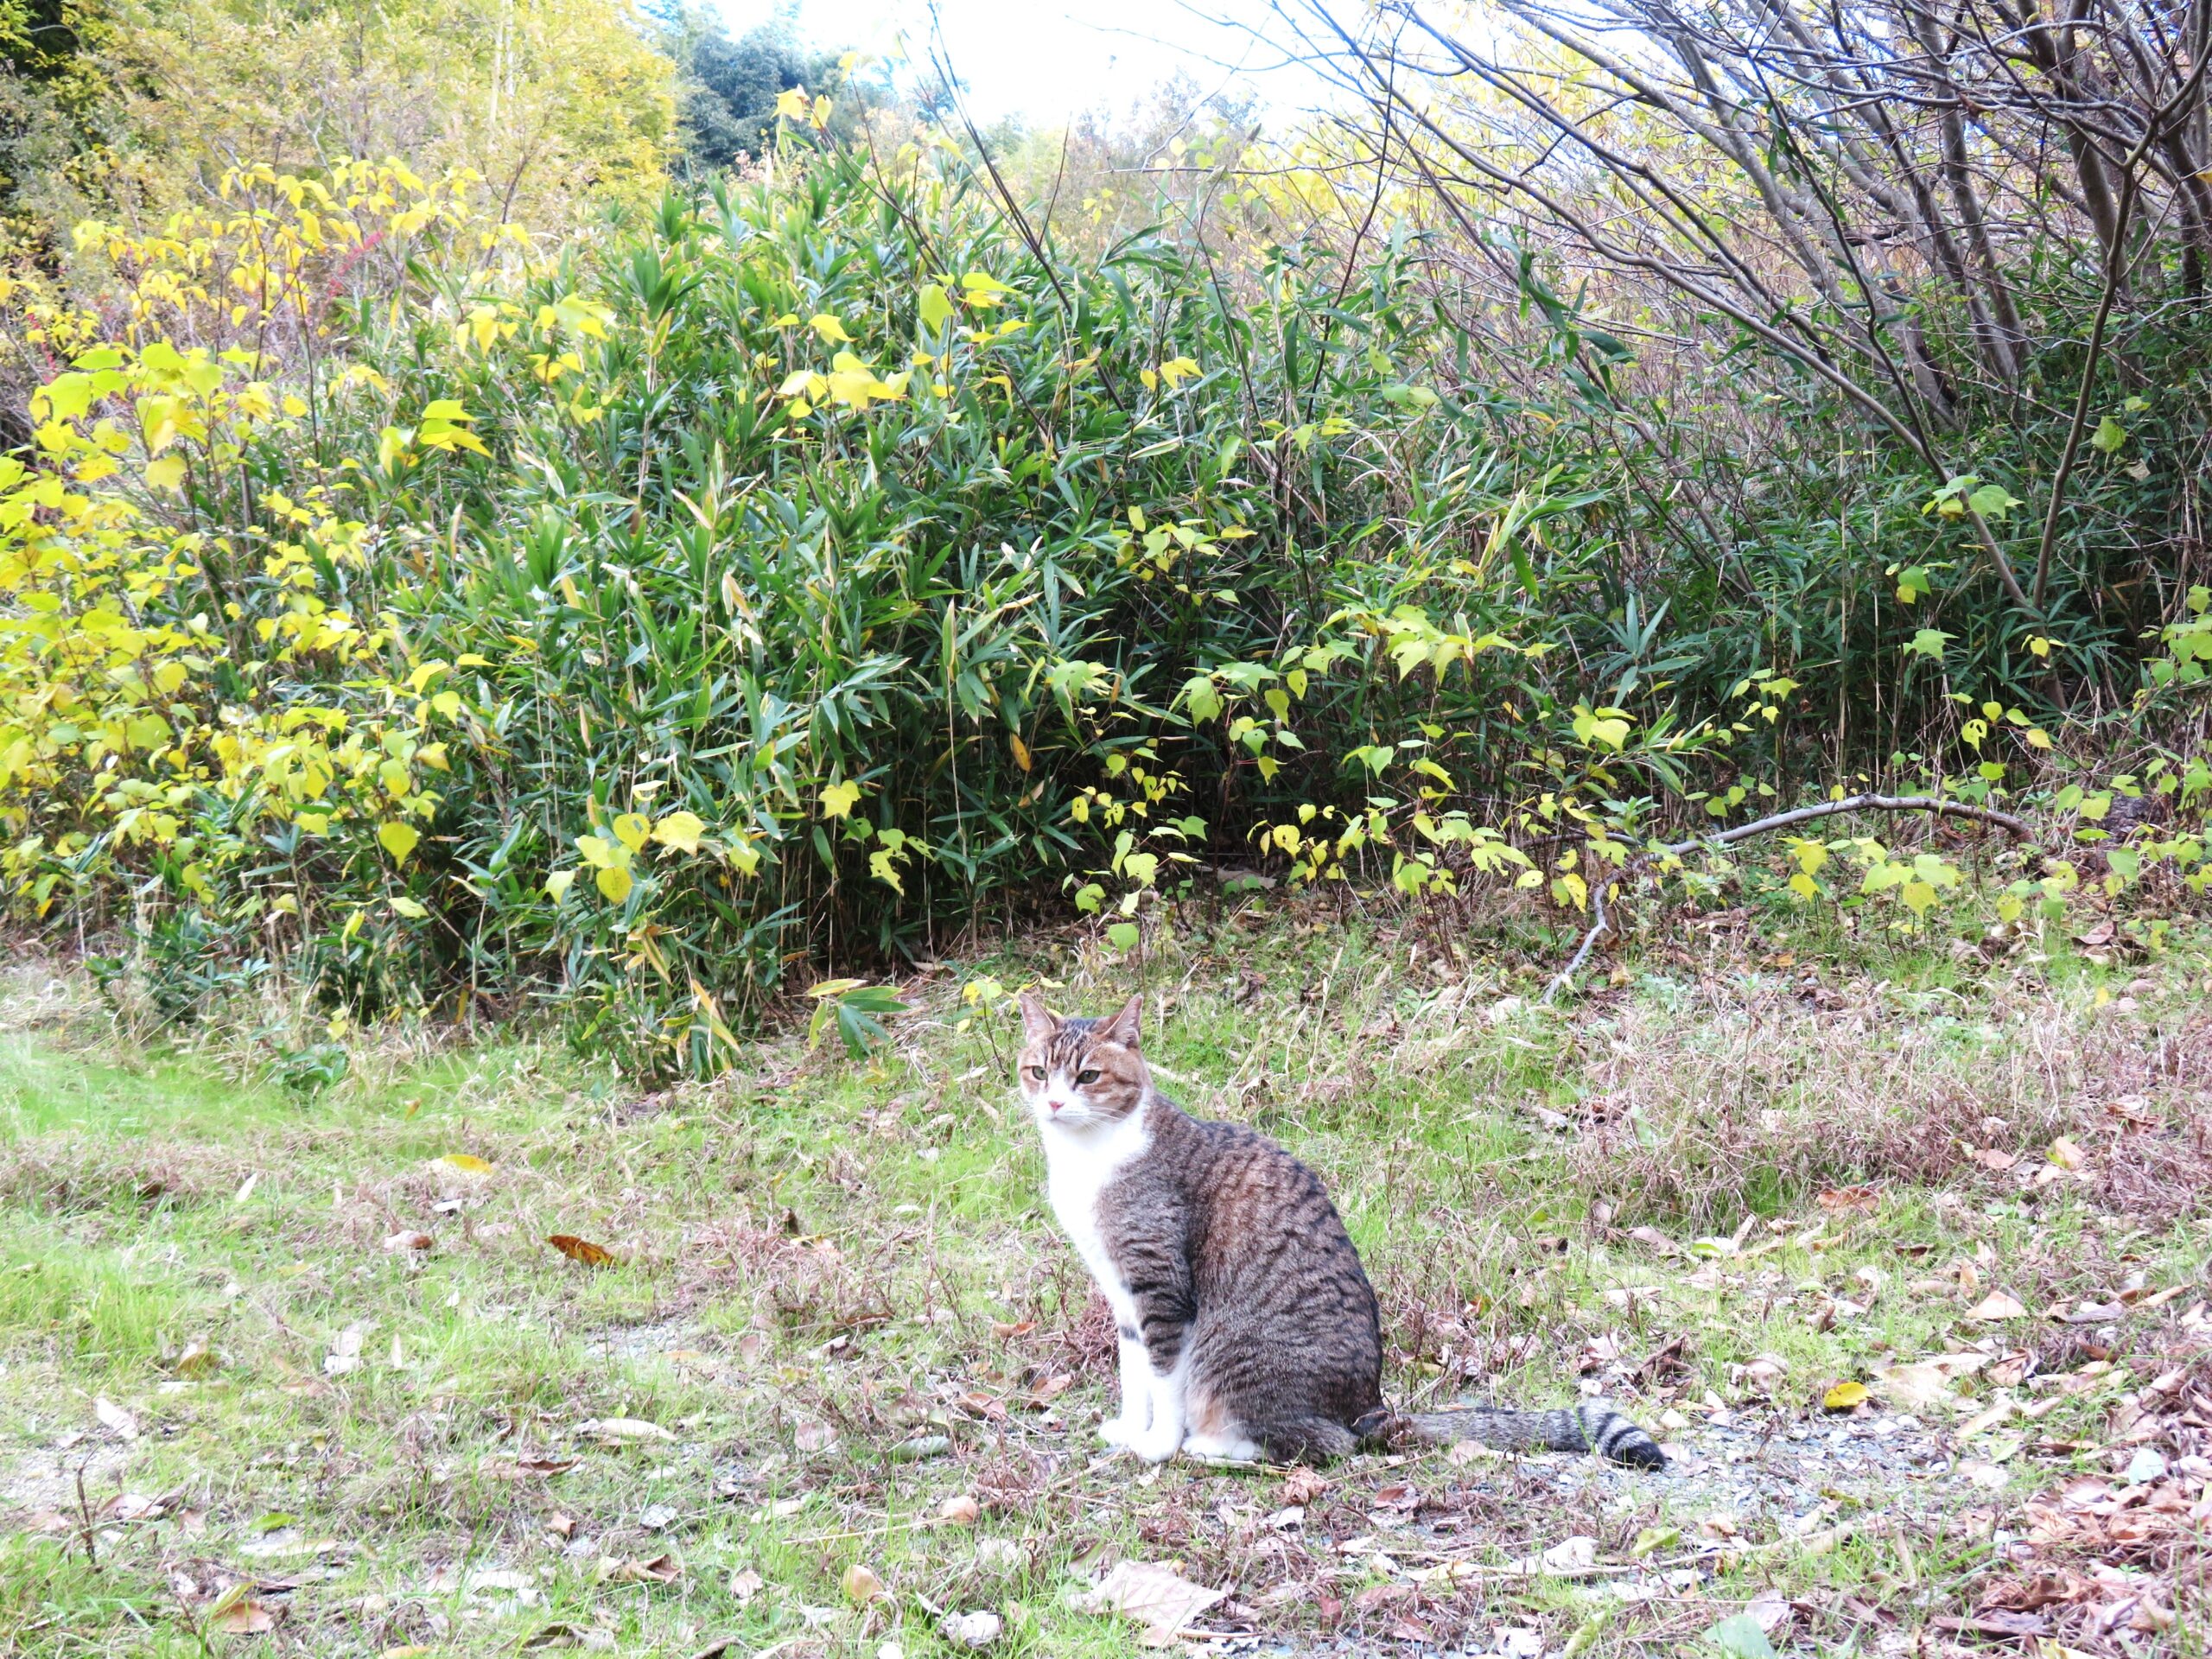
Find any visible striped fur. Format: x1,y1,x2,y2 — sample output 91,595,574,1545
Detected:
1018,994,1666,1471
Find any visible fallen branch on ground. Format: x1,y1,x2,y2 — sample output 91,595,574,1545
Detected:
1542,794,2034,1004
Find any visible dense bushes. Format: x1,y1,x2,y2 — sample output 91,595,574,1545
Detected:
3,124,2209,1074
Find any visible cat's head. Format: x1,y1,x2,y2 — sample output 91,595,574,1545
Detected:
1015,993,1148,1130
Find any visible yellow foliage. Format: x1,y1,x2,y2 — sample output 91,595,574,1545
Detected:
0,162,520,915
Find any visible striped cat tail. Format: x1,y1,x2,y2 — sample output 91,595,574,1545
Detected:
1578,1402,1667,1468
1395,1401,1665,1469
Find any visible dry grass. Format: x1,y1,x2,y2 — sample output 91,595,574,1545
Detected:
1,902,2209,1656
1564,969,2212,1228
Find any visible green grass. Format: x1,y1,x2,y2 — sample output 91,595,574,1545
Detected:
2,906,2209,1655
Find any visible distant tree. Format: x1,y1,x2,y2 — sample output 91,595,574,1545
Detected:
0,0,124,268
658,3,831,172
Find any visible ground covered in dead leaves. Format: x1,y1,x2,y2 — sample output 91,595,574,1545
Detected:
1,903,2208,1657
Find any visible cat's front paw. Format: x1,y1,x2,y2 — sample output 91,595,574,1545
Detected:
1123,1424,1185,1464
1098,1414,1142,1450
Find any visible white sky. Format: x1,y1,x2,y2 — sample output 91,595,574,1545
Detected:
709,0,1306,125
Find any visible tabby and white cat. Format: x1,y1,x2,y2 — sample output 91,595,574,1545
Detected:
1018,993,1664,1468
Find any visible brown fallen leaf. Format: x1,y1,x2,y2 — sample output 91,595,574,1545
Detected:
794,1422,838,1452
1816,1184,1882,1215
1973,1291,2028,1321
546,1234,615,1267
989,1319,1035,1338
598,1553,682,1584
94,1396,140,1441
1969,1147,2018,1172
938,1494,981,1525
513,1456,578,1477
1080,1559,1225,1647
2047,1137,2086,1171
727,1567,764,1604
1873,1360,1960,1410
207,1589,279,1635
1351,1582,1414,1611
1280,1467,1330,1505
383,1231,434,1254
841,1563,887,1604
1934,1611,2047,1638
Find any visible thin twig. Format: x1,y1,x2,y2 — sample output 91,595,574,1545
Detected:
1541,794,2034,1004
2033,41,2212,605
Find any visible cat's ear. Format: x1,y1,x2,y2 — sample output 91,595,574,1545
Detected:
1097,994,1142,1050
1018,990,1058,1045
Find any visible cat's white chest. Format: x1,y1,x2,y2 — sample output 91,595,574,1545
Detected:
1040,1110,1151,1326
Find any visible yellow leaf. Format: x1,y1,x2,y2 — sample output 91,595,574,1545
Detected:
774,87,810,121
809,313,853,344
1009,733,1032,772
918,283,954,331
652,811,705,854
1821,1381,1868,1411
145,454,187,491
2046,1136,2084,1171
595,864,634,903
612,812,651,853
820,779,861,819
545,869,577,901
439,1154,494,1175
378,822,420,861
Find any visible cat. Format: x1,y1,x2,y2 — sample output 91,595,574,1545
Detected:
1017,992,1665,1469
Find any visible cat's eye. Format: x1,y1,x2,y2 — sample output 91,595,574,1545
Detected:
1077,1068,1101,1084
1024,1065,1046,1080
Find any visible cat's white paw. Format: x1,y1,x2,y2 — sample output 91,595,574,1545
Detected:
1124,1424,1185,1463
1099,1414,1142,1449
1179,1431,1262,1465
